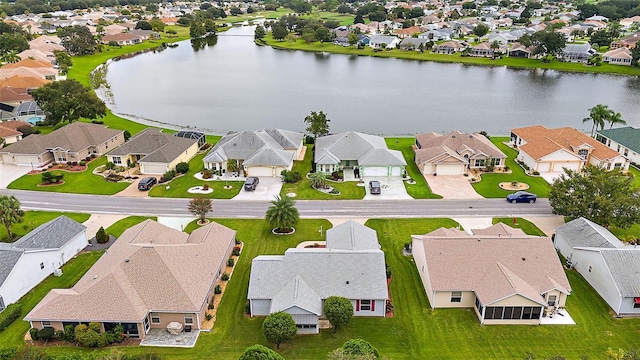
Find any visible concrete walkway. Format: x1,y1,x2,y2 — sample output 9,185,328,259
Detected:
83,214,128,239
0,164,31,189
524,215,566,237
452,217,493,234
424,174,482,199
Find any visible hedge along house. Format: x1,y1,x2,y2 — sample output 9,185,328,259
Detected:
0,216,87,311
24,220,235,340
314,131,406,177
412,223,572,325
106,128,199,174
247,221,388,334
202,129,304,177
0,122,124,167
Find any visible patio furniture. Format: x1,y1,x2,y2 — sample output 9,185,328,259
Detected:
167,321,183,335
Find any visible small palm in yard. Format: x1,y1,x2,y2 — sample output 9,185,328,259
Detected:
265,196,299,234
0,195,24,241
188,197,213,224
308,171,328,189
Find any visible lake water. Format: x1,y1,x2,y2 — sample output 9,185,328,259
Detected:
105,25,640,136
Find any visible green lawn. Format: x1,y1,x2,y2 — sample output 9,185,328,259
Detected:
300,11,356,26
386,137,442,199
280,145,366,200
492,217,547,236
148,154,243,199
7,157,130,195
105,216,157,238
0,211,90,243
472,137,552,198
628,165,640,189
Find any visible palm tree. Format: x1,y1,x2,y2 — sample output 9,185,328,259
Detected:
583,104,609,137
1,50,21,64
265,196,299,234
606,110,627,129
0,195,24,240
308,172,328,189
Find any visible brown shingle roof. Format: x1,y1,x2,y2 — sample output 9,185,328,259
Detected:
25,220,236,323
1,58,53,69
512,125,620,161
108,128,197,163
0,120,30,140
0,87,32,102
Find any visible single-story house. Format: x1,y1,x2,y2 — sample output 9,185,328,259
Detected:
0,120,30,146
0,59,59,81
315,131,406,177
25,220,236,339
413,131,507,176
610,33,640,49
560,43,595,63
399,37,430,50
203,128,303,177
101,33,142,45
174,130,206,148
248,221,388,333
418,29,452,41
28,35,65,53
106,128,199,174
433,41,464,54
469,42,494,57
369,35,400,49
412,223,571,325
127,29,160,40
508,42,536,58
0,122,125,167
596,127,640,165
0,216,87,310
602,47,633,66
510,125,629,174
555,218,640,316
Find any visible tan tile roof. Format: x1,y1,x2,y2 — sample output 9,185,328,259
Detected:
512,125,620,161
1,58,53,69
0,76,50,88
0,66,57,79
0,87,32,102
413,227,571,305
25,220,236,323
0,121,30,140
414,131,506,163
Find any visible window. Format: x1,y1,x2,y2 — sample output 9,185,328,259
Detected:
451,291,462,303
578,149,589,159
614,163,622,169
184,315,193,324
474,159,485,167
40,262,44,269
547,295,557,307
112,157,122,165
617,145,621,152
150,312,160,324
624,149,629,156
634,298,640,309
42,321,51,328
360,300,372,311
143,317,150,332
57,156,66,162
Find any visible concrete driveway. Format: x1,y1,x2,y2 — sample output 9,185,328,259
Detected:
114,176,162,197
424,174,482,199
362,177,412,200
0,164,31,189
231,177,282,201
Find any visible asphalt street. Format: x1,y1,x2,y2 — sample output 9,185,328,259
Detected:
0,189,555,219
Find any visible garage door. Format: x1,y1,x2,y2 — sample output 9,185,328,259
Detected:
362,166,388,177
141,163,167,174
535,162,550,172
14,155,41,166
247,166,273,177
557,162,580,171
436,164,465,175
390,166,404,177
423,164,433,174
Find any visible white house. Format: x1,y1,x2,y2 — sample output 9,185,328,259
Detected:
555,218,640,316
0,216,87,310
247,221,388,333
596,127,640,165
368,35,400,49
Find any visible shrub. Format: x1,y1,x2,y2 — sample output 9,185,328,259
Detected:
91,153,96,159
85,156,91,161
63,324,75,341
55,329,65,340
214,285,222,294
42,172,64,184
0,303,21,333
281,170,302,183
79,161,86,166
105,173,124,182
175,162,189,174
202,183,209,191
533,171,540,175
29,328,39,341
221,273,229,281
208,303,214,310
205,314,213,321
96,226,109,244
75,324,103,347
202,169,213,179
89,322,101,333
37,327,55,341
386,263,392,279
91,120,104,124
305,135,315,144
227,257,234,267
66,161,72,166
235,238,241,245
105,162,117,170
232,247,240,256
161,169,176,182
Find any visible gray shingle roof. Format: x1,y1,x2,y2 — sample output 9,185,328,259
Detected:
13,215,86,250
0,250,23,288
597,127,640,154
600,250,640,297
243,148,292,166
325,221,380,251
314,131,406,166
203,129,303,166
555,217,622,249
108,128,197,163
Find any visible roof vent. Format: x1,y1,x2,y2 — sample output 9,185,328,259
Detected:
346,281,350,284
522,257,526,261
93,275,98,279
452,135,456,138
125,258,130,262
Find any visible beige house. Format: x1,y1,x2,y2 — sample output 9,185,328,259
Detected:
106,128,199,174
0,121,31,146
602,47,633,66
412,224,571,325
0,122,124,167
0,59,59,81
510,126,629,174
413,131,506,176
25,220,236,339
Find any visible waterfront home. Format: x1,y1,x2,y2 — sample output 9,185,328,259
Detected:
610,33,640,50
314,131,406,177
0,122,124,167
17,49,56,66
413,131,507,176
602,48,632,65
555,218,640,316
369,35,400,49
106,128,199,174
0,76,50,90
412,223,571,325
101,33,142,46
559,44,595,63
203,128,303,177
470,42,495,57
399,37,431,50
508,42,536,58
25,220,236,339
596,127,640,164
247,221,387,334
0,216,87,310
510,125,629,175
433,40,464,54
28,35,65,53
0,59,59,81
418,28,452,41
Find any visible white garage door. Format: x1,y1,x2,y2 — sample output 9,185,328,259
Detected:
536,162,551,172
362,166,388,177
141,163,167,175
436,164,465,175
14,155,41,166
423,164,433,174
247,166,273,177
557,162,580,171
390,166,403,177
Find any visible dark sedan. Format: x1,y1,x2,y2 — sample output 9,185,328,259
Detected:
506,191,537,203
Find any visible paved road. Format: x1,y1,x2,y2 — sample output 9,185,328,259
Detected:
0,189,554,219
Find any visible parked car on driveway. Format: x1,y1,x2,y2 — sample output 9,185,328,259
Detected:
138,177,157,191
507,191,537,203
369,180,381,195
244,177,260,191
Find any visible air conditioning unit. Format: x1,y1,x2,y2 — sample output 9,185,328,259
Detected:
53,269,63,277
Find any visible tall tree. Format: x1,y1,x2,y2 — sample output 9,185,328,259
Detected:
549,165,640,228
239,344,285,360
473,23,489,37
188,197,213,224
583,104,610,136
59,25,97,55
323,296,354,334
262,312,297,349
265,195,299,233
304,111,330,140
190,21,206,39
0,195,24,241
530,30,566,58
31,79,106,125
272,25,288,40
53,50,72,74
606,110,627,129
254,25,266,40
